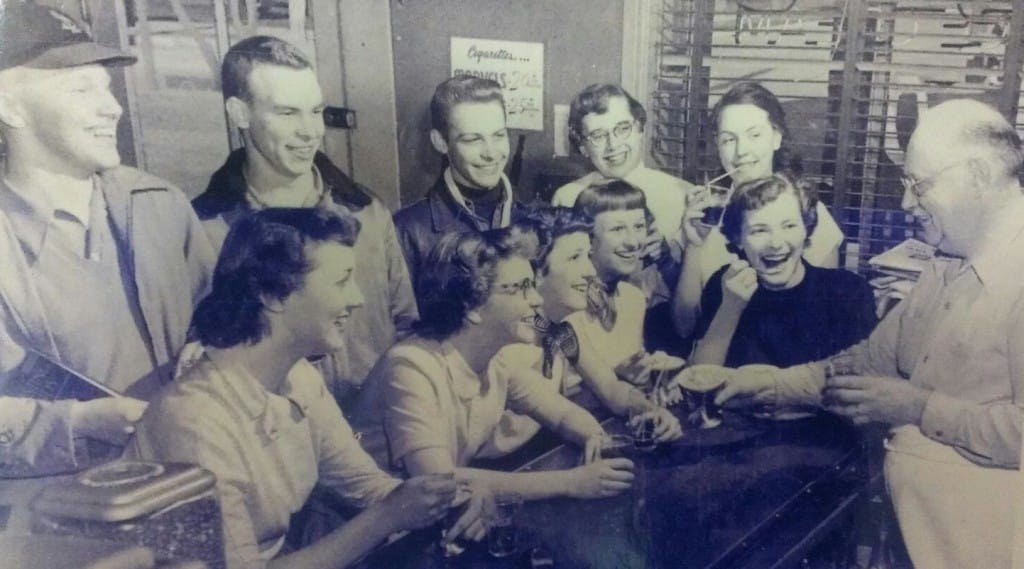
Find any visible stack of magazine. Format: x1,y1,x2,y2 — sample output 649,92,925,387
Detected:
867,238,937,314
867,238,936,281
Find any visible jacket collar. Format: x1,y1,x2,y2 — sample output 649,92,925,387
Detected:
0,177,56,260
426,172,466,234
0,170,158,262
426,167,515,234
194,148,372,219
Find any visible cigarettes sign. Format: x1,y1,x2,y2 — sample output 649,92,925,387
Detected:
451,37,544,131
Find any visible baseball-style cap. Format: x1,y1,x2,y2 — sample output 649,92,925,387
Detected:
0,1,137,71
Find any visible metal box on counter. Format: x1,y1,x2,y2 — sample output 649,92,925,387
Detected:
30,460,224,569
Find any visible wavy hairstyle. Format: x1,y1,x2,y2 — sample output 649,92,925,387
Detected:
567,83,647,150
519,206,593,275
191,208,360,348
414,223,539,341
430,75,506,139
221,35,313,102
720,172,818,256
710,81,802,177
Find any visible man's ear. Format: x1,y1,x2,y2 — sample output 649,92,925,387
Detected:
225,96,251,130
0,92,26,130
965,157,992,197
430,129,450,155
464,309,483,325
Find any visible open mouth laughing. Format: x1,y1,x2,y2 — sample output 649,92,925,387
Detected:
759,251,793,274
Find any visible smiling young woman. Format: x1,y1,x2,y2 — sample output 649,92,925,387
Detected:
672,81,847,343
348,224,637,545
480,207,683,457
688,173,876,369
127,208,457,569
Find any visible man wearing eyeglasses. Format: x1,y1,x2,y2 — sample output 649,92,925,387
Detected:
717,98,1024,569
552,84,696,354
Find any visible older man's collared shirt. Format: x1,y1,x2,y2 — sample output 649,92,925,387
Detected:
127,354,400,569
848,198,1024,468
0,178,161,398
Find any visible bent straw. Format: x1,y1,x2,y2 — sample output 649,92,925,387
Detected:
704,167,740,188
696,168,741,228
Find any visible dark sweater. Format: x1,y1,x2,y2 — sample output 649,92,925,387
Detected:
694,262,877,368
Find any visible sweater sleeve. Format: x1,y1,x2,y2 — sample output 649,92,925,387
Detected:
693,266,727,343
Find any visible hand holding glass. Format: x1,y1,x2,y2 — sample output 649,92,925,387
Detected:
675,365,728,429
487,492,523,558
628,399,658,452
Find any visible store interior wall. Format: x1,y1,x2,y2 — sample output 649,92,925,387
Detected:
389,0,625,205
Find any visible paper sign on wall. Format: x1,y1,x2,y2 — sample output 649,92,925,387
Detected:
451,37,544,131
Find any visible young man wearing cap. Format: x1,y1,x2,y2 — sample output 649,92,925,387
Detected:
191,35,417,400
393,75,528,299
0,1,215,475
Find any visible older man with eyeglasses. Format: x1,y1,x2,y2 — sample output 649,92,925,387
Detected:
713,98,1024,569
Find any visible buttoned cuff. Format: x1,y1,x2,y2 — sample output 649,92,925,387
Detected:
919,390,966,446
0,399,77,475
773,363,826,410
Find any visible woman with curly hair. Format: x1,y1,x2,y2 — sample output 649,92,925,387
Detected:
689,173,876,368
128,208,457,569
350,223,635,544
482,206,683,456
673,81,847,341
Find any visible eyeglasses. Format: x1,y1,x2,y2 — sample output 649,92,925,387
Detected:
901,160,968,198
494,277,538,299
583,120,637,147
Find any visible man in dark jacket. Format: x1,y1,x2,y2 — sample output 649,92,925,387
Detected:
393,75,526,297
192,36,417,400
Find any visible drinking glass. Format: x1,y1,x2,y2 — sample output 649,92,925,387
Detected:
487,492,523,558
628,398,658,453
439,481,472,558
599,434,634,460
678,365,726,429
